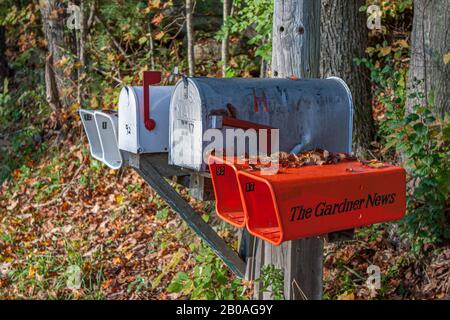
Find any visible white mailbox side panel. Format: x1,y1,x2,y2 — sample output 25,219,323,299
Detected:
94,110,123,169
79,109,103,161
118,86,173,154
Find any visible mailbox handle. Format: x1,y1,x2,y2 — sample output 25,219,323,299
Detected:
143,71,162,131
221,116,274,130
211,115,275,154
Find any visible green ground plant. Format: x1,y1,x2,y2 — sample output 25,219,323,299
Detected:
258,264,284,300
168,242,248,300
357,50,450,253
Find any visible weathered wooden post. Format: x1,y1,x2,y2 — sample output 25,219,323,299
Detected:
251,0,323,300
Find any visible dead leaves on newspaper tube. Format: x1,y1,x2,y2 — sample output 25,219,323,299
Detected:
361,159,389,169
231,149,392,171
274,149,358,168
233,149,358,170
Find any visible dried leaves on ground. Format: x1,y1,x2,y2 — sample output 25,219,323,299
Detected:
0,131,238,299
1,135,449,300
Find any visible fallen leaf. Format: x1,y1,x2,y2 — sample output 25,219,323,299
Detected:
379,46,392,56
337,292,355,300
115,194,124,204
444,52,450,65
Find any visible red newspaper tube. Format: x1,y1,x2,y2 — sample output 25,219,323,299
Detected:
237,162,406,245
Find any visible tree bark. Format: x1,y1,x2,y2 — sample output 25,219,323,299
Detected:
148,21,156,70
320,0,375,155
39,0,66,110
407,0,449,116
77,0,87,107
271,0,320,79
251,0,323,300
186,0,195,76
221,0,230,77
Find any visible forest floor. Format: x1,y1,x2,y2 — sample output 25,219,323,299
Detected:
0,121,449,300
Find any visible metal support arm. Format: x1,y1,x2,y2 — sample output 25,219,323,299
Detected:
130,153,247,278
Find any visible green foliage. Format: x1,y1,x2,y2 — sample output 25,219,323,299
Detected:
395,94,449,251
0,0,18,25
127,276,148,294
357,48,450,252
360,0,413,26
355,47,408,140
0,78,11,106
168,243,247,300
217,0,273,61
7,240,105,299
0,4,48,182
155,207,170,221
257,264,284,300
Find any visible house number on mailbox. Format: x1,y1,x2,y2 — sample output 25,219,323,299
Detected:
215,166,225,176
245,182,255,192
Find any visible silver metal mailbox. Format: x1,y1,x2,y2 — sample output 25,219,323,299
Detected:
169,77,353,172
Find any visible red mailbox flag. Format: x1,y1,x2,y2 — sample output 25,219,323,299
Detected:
143,71,162,131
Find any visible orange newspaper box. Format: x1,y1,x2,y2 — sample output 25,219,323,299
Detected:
208,156,247,228
237,162,406,245
208,155,406,246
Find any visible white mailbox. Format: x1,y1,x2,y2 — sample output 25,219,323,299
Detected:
118,86,174,154
94,110,123,169
79,109,103,161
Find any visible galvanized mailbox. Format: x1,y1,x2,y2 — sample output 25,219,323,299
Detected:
169,77,353,172
118,85,174,154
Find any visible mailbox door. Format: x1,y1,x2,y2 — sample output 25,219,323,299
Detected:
119,86,173,154
79,109,103,161
118,87,139,153
95,111,123,169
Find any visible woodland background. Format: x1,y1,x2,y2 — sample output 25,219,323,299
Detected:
0,0,449,299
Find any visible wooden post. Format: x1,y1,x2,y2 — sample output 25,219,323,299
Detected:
251,0,323,300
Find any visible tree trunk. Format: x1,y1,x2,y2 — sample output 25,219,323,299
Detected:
186,0,195,76
271,0,320,79
39,0,66,111
320,0,375,155
148,21,156,70
77,0,87,107
221,0,230,77
407,0,449,116
0,26,10,81
251,0,323,300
